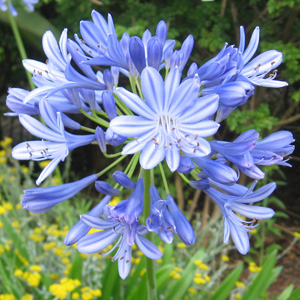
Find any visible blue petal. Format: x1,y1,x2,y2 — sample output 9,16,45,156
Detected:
141,67,165,113
135,234,162,260
118,244,132,279
77,229,119,254
117,87,156,119
167,195,196,245
110,115,154,137
140,141,166,169
242,26,260,65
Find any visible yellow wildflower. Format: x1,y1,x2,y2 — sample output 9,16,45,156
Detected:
156,259,163,264
293,232,300,238
248,262,261,273
205,275,211,282
49,284,68,299
39,160,51,168
91,289,102,297
30,265,41,272
188,287,197,294
0,294,15,300
14,269,23,277
21,166,29,173
221,255,230,262
12,221,20,228
82,292,93,300
0,137,13,147
234,293,242,299
0,221,3,228
43,242,57,250
177,242,187,249
109,196,121,206
174,267,183,273
0,206,6,215
16,204,22,210
72,293,80,300
3,202,13,211
193,277,206,285
140,269,146,277
21,294,33,300
235,281,246,288
27,272,41,286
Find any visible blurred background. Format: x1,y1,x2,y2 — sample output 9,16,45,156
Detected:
0,0,300,299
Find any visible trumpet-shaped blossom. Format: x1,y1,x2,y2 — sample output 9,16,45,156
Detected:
77,179,162,279
146,186,196,245
65,195,111,246
192,180,276,254
22,174,98,214
12,102,95,185
210,129,295,179
110,67,220,171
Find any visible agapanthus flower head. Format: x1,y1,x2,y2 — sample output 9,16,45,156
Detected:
110,66,220,171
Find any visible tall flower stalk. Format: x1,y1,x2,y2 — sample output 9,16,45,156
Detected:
5,9,295,298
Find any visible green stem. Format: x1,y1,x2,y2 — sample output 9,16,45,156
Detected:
143,169,157,300
8,7,35,90
178,173,190,185
103,152,122,158
80,126,96,133
80,108,109,127
114,94,133,115
97,154,128,177
159,163,170,194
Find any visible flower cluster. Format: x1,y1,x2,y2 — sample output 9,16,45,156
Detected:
6,10,295,279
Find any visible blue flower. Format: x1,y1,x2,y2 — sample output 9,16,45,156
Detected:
65,195,111,246
194,180,276,254
110,67,220,171
210,129,295,179
146,186,196,245
12,100,95,185
77,179,162,279
76,11,176,76
22,174,98,214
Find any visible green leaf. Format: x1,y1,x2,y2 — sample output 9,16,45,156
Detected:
125,256,146,298
102,260,121,300
165,248,205,300
157,263,175,291
241,250,278,300
287,285,300,300
208,263,244,300
68,251,82,282
277,285,294,300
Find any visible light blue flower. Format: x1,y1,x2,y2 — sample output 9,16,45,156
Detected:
194,180,276,254
110,67,220,171
12,100,95,185
146,186,196,245
210,129,295,179
22,174,98,213
65,195,111,246
77,179,162,279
